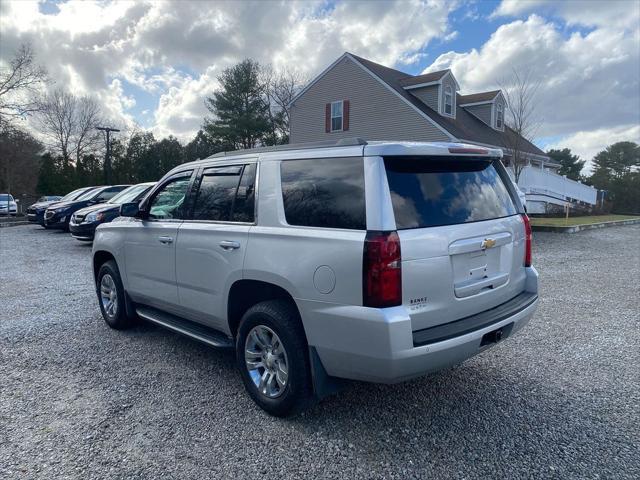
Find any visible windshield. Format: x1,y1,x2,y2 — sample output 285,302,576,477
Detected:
0,194,14,202
384,156,517,229
61,188,88,201
76,187,102,201
108,184,152,204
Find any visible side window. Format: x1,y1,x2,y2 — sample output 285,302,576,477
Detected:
280,157,366,230
148,174,192,220
190,164,256,222
192,166,242,221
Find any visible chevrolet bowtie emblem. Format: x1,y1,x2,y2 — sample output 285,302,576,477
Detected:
482,238,496,249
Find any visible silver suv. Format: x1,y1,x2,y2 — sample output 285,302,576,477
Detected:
92,139,538,416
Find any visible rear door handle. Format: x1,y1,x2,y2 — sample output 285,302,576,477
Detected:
158,236,174,244
219,240,240,250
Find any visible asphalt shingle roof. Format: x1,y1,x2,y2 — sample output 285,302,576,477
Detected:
399,70,449,87
459,90,501,104
348,53,546,157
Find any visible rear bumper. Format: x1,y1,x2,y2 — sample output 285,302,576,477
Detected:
301,267,539,384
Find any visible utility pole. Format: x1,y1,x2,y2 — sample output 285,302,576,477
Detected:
95,126,120,184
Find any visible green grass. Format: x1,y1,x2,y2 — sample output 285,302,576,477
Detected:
530,214,640,227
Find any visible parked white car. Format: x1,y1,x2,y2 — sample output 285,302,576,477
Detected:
92,139,538,416
0,194,18,216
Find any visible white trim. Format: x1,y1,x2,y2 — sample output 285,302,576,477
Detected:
402,80,441,90
288,53,350,107
346,53,456,141
459,100,495,107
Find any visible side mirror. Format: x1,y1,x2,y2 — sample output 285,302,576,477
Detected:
120,202,140,218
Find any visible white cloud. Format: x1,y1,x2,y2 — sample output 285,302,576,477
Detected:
492,0,640,29
545,124,640,169
153,67,219,141
424,14,640,154
1,0,458,142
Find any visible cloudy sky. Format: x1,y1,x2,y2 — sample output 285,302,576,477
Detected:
1,0,639,164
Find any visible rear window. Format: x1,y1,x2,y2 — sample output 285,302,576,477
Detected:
281,157,365,230
384,156,517,229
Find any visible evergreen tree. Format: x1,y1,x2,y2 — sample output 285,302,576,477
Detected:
591,141,640,181
588,141,640,213
547,148,585,181
153,136,185,174
128,132,158,182
204,59,270,150
185,129,226,162
36,153,60,194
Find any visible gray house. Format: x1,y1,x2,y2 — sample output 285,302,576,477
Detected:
289,52,597,213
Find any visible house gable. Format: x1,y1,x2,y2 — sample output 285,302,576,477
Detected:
289,52,547,160
289,55,452,144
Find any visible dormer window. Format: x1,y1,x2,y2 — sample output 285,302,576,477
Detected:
444,85,453,115
496,103,504,129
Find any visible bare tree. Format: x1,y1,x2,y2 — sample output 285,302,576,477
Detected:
35,89,103,163
262,66,308,144
500,67,542,183
0,43,48,120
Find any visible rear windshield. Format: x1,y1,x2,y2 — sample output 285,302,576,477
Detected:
384,156,517,229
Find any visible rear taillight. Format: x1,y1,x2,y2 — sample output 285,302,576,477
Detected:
363,231,402,308
522,214,532,267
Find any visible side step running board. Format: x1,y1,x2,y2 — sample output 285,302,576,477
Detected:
136,306,233,349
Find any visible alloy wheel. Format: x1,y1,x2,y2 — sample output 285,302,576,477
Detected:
100,274,118,319
244,325,289,398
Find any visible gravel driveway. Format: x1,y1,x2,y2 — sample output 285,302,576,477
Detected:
1,225,639,479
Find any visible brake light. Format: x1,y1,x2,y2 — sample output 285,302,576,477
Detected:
448,147,488,154
363,231,402,308
522,214,532,267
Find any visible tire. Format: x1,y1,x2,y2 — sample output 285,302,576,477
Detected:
236,300,313,417
96,260,135,330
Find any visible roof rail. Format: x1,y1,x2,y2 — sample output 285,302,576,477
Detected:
208,137,368,158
